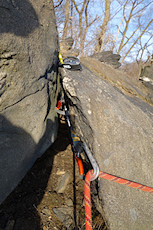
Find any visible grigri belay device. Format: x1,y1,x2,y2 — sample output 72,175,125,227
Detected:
58,52,82,71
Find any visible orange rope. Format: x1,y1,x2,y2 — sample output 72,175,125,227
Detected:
76,156,84,179
56,100,62,110
85,171,92,230
84,170,153,230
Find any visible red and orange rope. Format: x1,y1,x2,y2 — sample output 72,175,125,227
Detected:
84,170,153,230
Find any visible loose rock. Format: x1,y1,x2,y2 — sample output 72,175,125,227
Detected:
65,198,73,207
52,206,73,228
91,51,121,68
41,207,51,216
56,172,70,194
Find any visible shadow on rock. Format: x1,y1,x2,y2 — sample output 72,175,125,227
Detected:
0,116,70,230
0,0,39,36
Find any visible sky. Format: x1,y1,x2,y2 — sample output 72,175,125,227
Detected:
55,0,153,63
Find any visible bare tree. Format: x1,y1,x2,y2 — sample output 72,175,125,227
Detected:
54,0,153,63
114,0,153,63
70,0,73,37
54,0,66,38
54,0,64,8
95,0,111,52
117,0,137,55
72,0,98,55
62,0,71,39
136,32,153,76
122,19,153,62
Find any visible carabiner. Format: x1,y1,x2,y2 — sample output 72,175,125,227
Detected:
82,143,99,181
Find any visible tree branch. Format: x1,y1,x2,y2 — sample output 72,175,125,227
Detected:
117,0,137,54
85,0,90,27
121,26,140,49
54,0,64,8
72,0,79,13
121,19,153,63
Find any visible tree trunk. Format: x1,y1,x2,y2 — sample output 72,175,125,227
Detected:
70,0,73,37
62,0,71,39
95,0,111,52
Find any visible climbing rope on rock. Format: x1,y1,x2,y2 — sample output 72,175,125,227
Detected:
55,84,99,181
84,169,153,230
56,54,153,229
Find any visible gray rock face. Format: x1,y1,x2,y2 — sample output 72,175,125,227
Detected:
56,172,70,194
140,64,153,81
60,37,74,51
81,57,153,105
61,64,153,230
0,0,59,204
60,37,80,57
139,64,153,90
91,51,121,69
53,206,73,229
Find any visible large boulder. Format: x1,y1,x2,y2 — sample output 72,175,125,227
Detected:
0,0,59,204
139,64,153,90
91,51,121,69
81,57,153,105
60,37,80,57
61,59,153,230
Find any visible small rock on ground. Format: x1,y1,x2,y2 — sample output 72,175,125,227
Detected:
56,172,70,194
65,198,73,207
52,206,73,229
41,207,51,216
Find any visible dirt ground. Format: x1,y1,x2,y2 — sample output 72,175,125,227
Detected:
0,117,107,230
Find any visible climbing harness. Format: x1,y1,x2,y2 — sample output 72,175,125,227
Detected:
58,52,82,70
